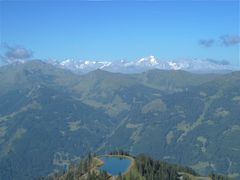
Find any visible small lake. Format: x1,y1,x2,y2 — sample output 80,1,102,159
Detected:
97,156,132,176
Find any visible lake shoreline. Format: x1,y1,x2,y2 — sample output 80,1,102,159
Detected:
95,154,135,177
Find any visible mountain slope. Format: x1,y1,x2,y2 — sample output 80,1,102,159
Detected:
0,60,239,179
0,61,115,179
100,72,240,178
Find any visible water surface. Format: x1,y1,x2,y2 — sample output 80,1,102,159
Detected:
98,156,131,176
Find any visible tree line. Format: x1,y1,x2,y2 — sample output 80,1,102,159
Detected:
41,151,231,180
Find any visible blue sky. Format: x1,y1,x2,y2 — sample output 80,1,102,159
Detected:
0,0,239,65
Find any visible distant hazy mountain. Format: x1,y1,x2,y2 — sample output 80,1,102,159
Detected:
0,60,239,179
49,56,238,74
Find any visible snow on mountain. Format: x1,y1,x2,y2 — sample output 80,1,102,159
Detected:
136,55,159,66
49,56,238,74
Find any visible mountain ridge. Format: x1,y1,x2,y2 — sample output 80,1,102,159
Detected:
49,56,239,74
2,56,238,74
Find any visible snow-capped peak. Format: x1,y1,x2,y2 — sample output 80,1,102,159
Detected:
168,61,187,70
137,55,159,66
149,55,158,65
49,56,238,74
99,61,112,69
60,59,72,66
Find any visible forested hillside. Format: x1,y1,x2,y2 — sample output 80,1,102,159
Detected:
44,152,230,180
0,61,239,179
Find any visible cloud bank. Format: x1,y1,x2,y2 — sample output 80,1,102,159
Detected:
199,39,215,47
205,58,230,65
220,35,240,46
199,34,240,47
0,44,33,63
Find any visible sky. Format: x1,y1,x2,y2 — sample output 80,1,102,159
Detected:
0,0,239,65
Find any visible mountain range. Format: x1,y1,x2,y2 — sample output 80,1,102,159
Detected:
0,60,239,179
48,56,238,74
